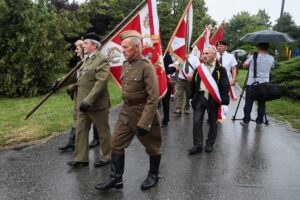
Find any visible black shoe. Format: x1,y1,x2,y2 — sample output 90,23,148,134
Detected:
161,121,168,128
89,139,100,148
141,173,159,190
94,160,110,168
58,143,75,151
187,146,202,155
95,177,123,191
66,161,89,167
205,143,213,153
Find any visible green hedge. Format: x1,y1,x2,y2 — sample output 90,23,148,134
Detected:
271,56,300,100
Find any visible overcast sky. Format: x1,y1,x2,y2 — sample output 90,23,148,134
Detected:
74,0,300,26
204,0,300,26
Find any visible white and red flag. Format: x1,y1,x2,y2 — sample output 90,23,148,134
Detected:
164,0,193,64
100,0,167,97
209,21,225,46
191,25,211,58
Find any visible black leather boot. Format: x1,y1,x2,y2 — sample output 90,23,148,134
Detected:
89,126,100,148
141,155,161,190
95,153,124,191
58,128,75,151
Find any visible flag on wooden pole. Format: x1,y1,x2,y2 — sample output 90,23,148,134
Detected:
210,21,225,46
191,25,211,58
164,0,193,64
100,0,167,97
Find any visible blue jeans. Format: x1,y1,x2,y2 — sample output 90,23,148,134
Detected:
243,85,266,124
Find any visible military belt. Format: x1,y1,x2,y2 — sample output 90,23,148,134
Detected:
124,96,148,107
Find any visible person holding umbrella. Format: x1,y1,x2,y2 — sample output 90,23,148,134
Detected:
240,42,274,127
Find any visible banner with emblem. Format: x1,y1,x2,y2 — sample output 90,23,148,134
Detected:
210,21,225,46
191,25,211,59
100,0,167,97
164,0,193,65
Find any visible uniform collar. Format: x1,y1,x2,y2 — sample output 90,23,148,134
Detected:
128,54,143,64
87,50,97,59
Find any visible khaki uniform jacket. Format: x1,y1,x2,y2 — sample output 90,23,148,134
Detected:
65,50,110,110
121,55,159,131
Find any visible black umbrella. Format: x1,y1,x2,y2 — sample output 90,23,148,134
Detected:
240,30,294,43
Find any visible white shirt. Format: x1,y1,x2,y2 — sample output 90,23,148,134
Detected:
200,62,215,99
217,51,237,80
178,54,200,80
245,54,274,85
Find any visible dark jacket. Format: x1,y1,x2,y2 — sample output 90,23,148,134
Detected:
190,62,230,108
163,53,176,76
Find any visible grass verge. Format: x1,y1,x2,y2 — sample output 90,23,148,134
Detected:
0,77,122,147
236,69,300,132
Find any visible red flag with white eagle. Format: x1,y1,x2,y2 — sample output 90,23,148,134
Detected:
164,0,193,64
100,0,167,97
191,25,211,58
210,21,225,46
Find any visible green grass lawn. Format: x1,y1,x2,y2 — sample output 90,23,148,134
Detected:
236,69,300,131
0,77,122,146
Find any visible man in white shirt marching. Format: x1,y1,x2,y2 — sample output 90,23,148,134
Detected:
217,40,238,100
174,48,200,115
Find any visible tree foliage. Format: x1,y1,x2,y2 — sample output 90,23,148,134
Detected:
0,0,212,97
273,12,300,50
0,0,87,97
224,10,271,51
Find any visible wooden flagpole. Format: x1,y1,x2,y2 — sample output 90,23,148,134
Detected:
191,26,207,47
163,0,193,56
100,0,147,45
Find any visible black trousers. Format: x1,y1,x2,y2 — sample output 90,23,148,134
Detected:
192,98,218,146
161,83,172,124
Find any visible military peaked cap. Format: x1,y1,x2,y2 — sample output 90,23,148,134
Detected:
216,40,229,46
83,32,100,42
119,30,142,40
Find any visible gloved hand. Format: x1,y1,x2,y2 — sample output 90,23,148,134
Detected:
50,80,59,93
66,88,74,100
136,126,148,137
221,105,229,117
79,101,91,112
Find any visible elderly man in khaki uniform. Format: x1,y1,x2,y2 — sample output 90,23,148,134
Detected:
57,40,100,151
95,30,162,191
63,32,111,168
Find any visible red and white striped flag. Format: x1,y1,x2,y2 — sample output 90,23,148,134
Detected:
164,0,193,64
210,21,225,47
101,0,167,97
191,25,211,58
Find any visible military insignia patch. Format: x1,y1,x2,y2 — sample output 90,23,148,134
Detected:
143,14,149,29
107,46,122,64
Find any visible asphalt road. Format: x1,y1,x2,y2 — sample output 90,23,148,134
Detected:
1,87,300,200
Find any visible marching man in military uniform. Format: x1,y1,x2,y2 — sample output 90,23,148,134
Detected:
64,32,111,168
95,30,162,191
57,39,100,151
